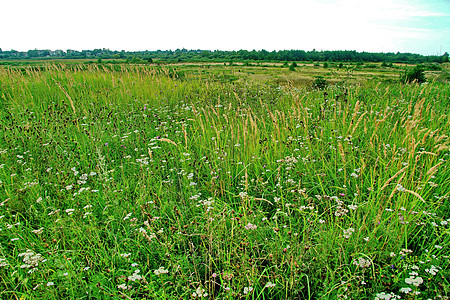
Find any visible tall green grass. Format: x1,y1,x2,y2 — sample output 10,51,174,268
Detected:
0,64,448,299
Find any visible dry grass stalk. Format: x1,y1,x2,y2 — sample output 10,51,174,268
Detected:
404,189,426,203
412,98,425,121
435,134,448,143
254,198,273,205
387,173,406,203
381,165,408,190
351,111,368,136
386,121,398,141
158,138,178,146
427,162,443,177
182,125,188,148
435,144,449,152
421,129,431,144
338,142,346,163
53,80,76,115
416,151,437,156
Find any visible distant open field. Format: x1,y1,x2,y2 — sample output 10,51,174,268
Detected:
0,62,448,299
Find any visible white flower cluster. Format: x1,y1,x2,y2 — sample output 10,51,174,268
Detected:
244,223,257,230
0,258,8,267
154,266,169,275
399,248,412,256
343,228,355,239
18,250,44,269
192,286,208,298
425,265,440,276
118,283,131,290
333,196,349,217
352,257,371,268
120,253,131,258
404,272,423,287
197,198,214,212
31,227,44,235
128,269,142,281
396,184,405,192
375,292,400,300
399,287,412,294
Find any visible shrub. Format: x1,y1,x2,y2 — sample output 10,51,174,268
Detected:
289,62,297,71
313,76,327,90
401,66,426,83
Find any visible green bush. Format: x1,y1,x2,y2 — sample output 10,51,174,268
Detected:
313,76,327,89
289,62,297,71
401,66,426,83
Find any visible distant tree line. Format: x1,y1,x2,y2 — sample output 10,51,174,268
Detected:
0,48,448,64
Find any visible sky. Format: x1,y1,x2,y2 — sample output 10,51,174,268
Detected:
1,0,449,55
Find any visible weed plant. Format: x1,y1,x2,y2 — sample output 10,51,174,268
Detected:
0,64,449,299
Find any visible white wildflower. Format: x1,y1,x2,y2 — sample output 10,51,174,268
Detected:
399,287,412,294
192,286,208,298
154,266,169,275
343,228,355,239
244,223,257,230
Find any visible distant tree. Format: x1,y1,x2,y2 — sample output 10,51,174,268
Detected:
147,57,153,63
323,62,329,68
442,52,449,63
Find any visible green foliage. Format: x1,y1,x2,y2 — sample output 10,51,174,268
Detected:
417,63,442,71
289,62,297,71
313,75,327,89
1,48,448,64
401,65,427,83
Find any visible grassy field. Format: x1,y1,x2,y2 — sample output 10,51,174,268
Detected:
0,63,449,299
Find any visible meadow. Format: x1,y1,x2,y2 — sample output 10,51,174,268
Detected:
0,62,449,299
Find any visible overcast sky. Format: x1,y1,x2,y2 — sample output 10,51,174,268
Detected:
1,0,448,55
